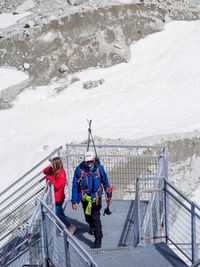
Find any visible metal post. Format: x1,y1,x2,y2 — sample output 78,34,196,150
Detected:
191,203,197,263
155,155,164,244
50,182,56,213
150,212,153,245
155,190,161,243
57,147,61,157
66,144,72,201
50,182,57,266
163,146,168,180
63,232,70,267
135,178,141,245
164,179,169,245
40,203,48,267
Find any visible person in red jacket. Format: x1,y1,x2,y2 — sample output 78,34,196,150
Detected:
43,157,76,235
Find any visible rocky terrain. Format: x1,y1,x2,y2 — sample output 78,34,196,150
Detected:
0,0,200,108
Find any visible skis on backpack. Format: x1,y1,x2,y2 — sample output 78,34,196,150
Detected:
87,119,98,159
86,120,115,215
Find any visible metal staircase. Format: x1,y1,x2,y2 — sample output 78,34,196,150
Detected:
0,147,62,266
0,144,200,266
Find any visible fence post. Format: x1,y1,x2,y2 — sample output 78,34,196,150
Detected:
191,202,197,263
135,178,141,246
63,231,70,267
163,147,169,245
40,203,48,267
163,146,168,180
164,179,169,245
66,144,72,200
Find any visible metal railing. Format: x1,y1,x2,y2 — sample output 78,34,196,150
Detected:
3,143,199,266
135,173,200,265
39,201,98,266
135,176,166,246
64,144,167,201
0,146,62,266
165,179,200,265
135,147,168,245
28,179,98,266
28,180,55,266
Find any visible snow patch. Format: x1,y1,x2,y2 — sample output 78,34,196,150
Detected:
0,67,29,92
0,12,32,29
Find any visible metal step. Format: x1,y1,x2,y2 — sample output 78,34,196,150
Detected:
89,242,188,267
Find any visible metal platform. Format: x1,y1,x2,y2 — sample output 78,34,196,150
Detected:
89,243,187,267
65,200,187,266
64,199,145,250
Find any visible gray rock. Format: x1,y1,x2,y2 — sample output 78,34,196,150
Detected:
67,0,81,6
59,64,68,73
83,79,105,89
0,98,12,109
23,63,30,69
24,20,35,28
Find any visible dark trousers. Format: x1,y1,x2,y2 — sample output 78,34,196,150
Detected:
82,196,103,242
56,203,71,227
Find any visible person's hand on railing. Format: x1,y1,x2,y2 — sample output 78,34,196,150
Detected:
72,203,78,211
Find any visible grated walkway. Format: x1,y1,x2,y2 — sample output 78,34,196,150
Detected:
65,199,144,250
65,200,187,267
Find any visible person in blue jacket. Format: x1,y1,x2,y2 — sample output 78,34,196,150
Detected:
71,151,112,248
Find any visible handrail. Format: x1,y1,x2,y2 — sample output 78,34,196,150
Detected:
0,177,45,215
66,143,167,149
164,178,200,212
66,153,162,159
40,200,98,267
0,170,43,207
0,146,62,196
191,258,200,267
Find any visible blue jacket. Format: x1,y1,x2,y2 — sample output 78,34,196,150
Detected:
71,160,112,204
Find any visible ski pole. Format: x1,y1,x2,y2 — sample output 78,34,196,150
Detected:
87,119,92,152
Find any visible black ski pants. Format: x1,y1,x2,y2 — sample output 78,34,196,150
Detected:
82,196,103,242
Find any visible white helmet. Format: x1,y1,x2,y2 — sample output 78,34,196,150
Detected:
84,151,95,162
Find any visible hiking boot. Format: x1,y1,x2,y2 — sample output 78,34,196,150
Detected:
67,224,77,235
94,240,101,248
57,231,63,237
89,227,94,235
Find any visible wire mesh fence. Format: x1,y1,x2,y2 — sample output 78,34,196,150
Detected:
28,181,55,266
39,200,98,267
165,180,200,265
2,142,199,266
63,144,166,201
135,176,166,246
0,147,62,266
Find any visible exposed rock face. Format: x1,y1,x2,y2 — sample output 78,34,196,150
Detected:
0,0,199,93
0,3,168,85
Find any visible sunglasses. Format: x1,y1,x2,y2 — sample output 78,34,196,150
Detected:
86,160,94,164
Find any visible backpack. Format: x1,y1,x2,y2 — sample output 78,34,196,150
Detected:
78,167,102,201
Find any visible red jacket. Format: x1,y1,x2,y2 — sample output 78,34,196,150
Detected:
43,166,67,202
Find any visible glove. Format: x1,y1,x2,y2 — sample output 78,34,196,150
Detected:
72,203,78,211
106,197,112,205
45,175,53,182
